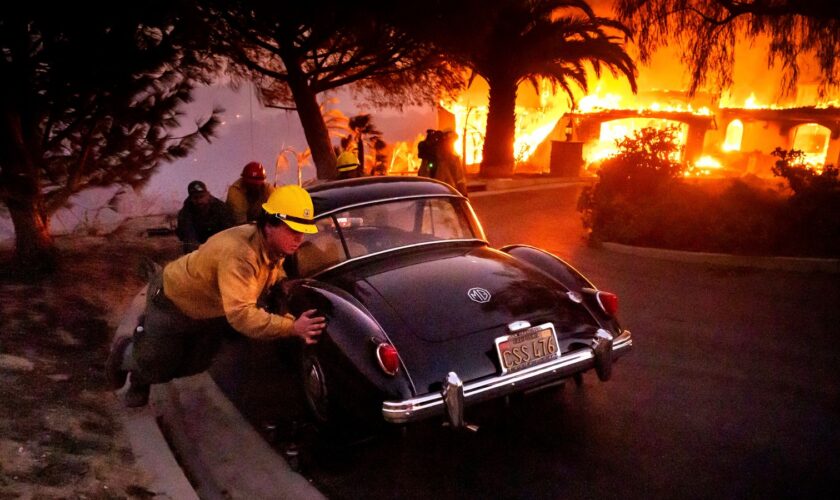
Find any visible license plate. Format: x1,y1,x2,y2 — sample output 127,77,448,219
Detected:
495,323,560,374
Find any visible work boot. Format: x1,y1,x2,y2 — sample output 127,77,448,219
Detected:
105,336,132,390
124,380,151,408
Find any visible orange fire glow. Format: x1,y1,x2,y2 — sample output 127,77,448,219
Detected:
685,155,723,177
384,70,840,177
577,89,712,116
440,78,567,168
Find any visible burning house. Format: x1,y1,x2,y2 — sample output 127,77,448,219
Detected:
435,80,840,179
427,8,840,180
382,0,840,180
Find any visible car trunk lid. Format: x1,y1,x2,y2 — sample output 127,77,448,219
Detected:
349,246,598,393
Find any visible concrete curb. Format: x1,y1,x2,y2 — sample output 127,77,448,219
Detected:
119,406,199,500
468,177,591,197
602,242,840,273
152,373,325,500
114,287,198,499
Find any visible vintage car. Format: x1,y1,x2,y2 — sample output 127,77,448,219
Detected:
281,176,632,429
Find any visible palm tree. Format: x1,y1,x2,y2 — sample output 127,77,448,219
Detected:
347,114,384,172
372,138,388,175
424,0,637,177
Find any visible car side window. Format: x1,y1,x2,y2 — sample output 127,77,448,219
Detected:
295,218,345,276
419,199,473,240
296,198,479,274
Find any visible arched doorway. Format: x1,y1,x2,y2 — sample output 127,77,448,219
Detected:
791,123,831,167
722,119,743,152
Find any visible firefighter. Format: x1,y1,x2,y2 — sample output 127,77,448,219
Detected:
417,129,439,178
335,150,362,179
175,180,235,254
106,185,326,407
433,130,468,197
226,161,275,224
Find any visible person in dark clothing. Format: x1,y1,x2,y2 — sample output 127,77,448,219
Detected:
176,180,235,253
432,130,468,197
417,129,440,178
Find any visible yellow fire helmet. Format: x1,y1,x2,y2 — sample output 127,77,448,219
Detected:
336,151,360,172
261,184,318,234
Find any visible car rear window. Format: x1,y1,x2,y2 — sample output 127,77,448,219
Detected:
295,197,480,276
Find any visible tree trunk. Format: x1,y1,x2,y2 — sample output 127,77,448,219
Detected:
5,192,56,274
284,63,337,180
480,74,517,178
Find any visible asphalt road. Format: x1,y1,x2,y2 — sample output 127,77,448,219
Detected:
213,185,840,499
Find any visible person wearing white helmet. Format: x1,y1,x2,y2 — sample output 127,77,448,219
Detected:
106,185,326,407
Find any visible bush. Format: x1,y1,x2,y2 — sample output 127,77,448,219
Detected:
578,126,685,240
771,148,840,256
578,139,840,257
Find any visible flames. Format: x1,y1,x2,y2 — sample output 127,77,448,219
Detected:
434,80,725,175
577,89,712,115
584,119,688,166
686,155,723,177
381,76,837,177
720,91,840,110
430,79,839,177
439,77,567,169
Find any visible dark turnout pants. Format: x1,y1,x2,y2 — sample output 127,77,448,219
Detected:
131,271,232,386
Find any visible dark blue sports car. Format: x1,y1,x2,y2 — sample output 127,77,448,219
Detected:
283,176,632,429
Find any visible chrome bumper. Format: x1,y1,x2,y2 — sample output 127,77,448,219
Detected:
382,329,632,424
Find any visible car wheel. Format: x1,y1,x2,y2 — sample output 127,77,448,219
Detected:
300,348,332,425
298,347,383,445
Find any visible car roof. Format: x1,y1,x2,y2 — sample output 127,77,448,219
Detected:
307,176,462,215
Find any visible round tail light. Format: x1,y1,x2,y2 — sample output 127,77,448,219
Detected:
596,291,618,316
376,343,400,376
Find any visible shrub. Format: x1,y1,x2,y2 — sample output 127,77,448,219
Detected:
578,137,838,257
709,180,788,254
578,126,685,241
771,148,840,256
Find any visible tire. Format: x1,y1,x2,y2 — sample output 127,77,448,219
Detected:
298,346,385,443
299,348,333,426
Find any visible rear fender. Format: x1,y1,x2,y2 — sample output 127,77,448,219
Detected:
287,279,414,400
501,245,620,330
501,244,593,292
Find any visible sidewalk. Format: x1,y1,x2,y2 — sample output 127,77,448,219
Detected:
466,175,592,195
603,242,840,273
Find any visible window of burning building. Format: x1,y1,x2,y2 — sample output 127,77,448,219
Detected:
791,123,831,166
722,119,744,152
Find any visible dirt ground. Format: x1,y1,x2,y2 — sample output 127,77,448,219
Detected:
0,216,181,499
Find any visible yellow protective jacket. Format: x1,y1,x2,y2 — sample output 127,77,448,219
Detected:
225,179,275,225
162,224,295,339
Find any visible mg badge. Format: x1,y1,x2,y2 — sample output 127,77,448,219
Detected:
467,287,491,303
